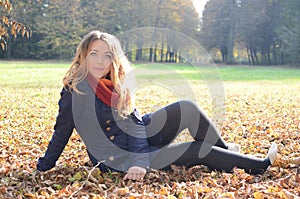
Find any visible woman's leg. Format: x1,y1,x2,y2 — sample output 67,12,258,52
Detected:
150,141,273,174
144,100,228,148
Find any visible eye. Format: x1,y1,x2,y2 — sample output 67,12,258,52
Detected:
90,51,97,56
104,54,112,60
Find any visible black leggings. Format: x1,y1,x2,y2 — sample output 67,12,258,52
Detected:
144,100,270,174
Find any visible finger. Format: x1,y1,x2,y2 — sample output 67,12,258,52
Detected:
123,173,128,180
141,172,146,178
131,172,137,180
124,172,134,180
140,173,145,179
139,175,144,181
135,173,145,181
136,174,143,181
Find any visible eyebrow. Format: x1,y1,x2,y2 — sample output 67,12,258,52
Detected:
89,48,96,51
89,49,112,54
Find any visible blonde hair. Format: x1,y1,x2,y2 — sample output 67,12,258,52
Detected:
63,30,135,117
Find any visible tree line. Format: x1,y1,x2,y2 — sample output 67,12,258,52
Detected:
200,0,300,66
0,0,299,66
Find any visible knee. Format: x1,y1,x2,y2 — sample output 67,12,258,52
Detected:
178,100,208,121
178,100,199,111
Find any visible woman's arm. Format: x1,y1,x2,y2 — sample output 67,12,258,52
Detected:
37,88,75,171
125,110,150,180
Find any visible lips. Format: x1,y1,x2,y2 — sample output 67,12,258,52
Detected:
93,67,104,72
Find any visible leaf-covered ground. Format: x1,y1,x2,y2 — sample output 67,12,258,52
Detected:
1,77,300,198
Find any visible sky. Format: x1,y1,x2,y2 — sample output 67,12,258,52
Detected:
193,0,209,17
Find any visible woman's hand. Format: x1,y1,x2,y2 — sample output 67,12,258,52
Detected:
123,166,146,181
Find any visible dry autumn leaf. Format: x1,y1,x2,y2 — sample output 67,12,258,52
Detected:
0,70,300,199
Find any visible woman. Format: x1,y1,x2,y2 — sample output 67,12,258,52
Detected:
37,30,277,181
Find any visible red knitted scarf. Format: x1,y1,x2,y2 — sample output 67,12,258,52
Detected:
86,73,119,108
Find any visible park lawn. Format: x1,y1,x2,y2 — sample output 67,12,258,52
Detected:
1,61,300,88
0,61,300,198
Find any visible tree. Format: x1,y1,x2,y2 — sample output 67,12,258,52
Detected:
236,0,279,65
0,0,31,52
33,0,83,59
2,0,44,59
276,0,300,65
201,0,299,66
200,0,236,63
153,0,199,62
1,0,200,61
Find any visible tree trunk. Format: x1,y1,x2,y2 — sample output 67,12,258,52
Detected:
249,45,255,65
149,47,153,62
154,44,157,62
160,41,164,62
246,45,252,65
220,45,228,62
151,0,163,63
227,0,235,64
7,36,12,60
177,51,181,63
281,51,285,65
268,37,272,64
170,52,174,62
254,48,259,65
272,45,278,65
166,45,171,62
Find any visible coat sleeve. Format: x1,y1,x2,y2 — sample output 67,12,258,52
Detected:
37,88,75,171
127,109,150,169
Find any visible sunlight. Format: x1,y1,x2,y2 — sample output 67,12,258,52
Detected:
193,0,209,17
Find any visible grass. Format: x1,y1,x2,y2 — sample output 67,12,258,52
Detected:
0,61,69,88
1,60,298,118
1,61,299,89
217,65,300,81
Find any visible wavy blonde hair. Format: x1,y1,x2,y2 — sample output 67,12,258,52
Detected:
63,30,135,117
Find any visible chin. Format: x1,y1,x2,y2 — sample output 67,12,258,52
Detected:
90,74,100,79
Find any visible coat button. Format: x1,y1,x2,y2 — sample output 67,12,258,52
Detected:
109,135,115,141
106,127,111,132
106,120,111,125
109,156,114,161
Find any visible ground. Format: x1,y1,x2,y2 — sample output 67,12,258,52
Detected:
0,62,299,198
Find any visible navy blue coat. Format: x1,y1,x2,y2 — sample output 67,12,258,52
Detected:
37,79,150,172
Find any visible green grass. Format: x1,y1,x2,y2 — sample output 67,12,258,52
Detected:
1,61,300,88
218,65,300,81
0,61,70,88
132,63,300,82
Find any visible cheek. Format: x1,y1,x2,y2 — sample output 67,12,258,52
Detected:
87,64,92,72
86,61,93,72
86,56,96,64
86,56,91,66
102,57,112,67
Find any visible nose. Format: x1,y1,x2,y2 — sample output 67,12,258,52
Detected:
97,56,103,65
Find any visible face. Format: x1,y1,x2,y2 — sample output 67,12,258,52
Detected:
86,39,113,79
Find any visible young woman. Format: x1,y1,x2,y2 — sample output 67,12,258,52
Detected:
37,30,277,181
